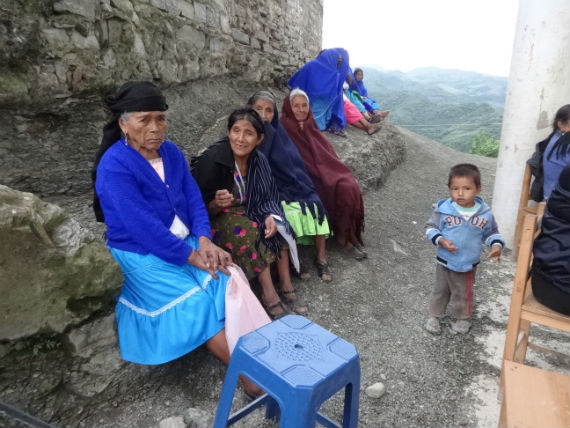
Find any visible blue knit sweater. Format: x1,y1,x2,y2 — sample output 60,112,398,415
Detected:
95,139,211,266
425,196,504,272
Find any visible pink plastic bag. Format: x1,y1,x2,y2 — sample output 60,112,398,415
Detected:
225,265,271,354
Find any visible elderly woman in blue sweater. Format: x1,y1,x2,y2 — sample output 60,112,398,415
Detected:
93,81,260,396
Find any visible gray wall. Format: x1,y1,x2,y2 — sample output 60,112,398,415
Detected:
0,0,323,106
0,0,323,197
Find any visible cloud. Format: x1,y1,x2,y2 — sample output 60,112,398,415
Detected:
322,0,519,76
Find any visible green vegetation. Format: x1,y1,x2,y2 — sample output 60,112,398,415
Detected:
469,131,500,158
13,333,62,357
361,67,506,156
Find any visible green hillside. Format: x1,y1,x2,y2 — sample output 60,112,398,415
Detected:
360,67,506,155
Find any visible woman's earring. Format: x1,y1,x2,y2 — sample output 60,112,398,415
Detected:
124,133,129,144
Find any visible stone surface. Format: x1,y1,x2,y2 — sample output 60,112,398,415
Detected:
0,0,322,107
53,0,96,22
159,416,187,428
365,382,387,399
65,314,117,358
183,408,214,428
0,185,122,340
1,0,323,198
4,127,559,428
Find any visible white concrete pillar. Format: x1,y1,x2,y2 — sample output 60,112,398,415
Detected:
493,0,570,248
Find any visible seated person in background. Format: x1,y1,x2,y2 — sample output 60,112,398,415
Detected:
93,82,260,396
343,82,376,122
191,108,305,319
248,90,333,282
542,104,570,199
288,47,350,137
342,90,381,135
531,165,570,315
281,88,367,261
349,67,390,120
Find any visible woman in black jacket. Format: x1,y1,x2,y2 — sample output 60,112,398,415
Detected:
531,165,570,315
191,109,305,319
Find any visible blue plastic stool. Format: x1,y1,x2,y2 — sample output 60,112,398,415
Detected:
213,315,360,428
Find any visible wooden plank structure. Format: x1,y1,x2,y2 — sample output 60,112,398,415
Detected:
499,361,569,428
512,164,539,259
499,213,570,428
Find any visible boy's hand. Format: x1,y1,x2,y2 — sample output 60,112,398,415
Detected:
439,238,457,253
487,245,502,263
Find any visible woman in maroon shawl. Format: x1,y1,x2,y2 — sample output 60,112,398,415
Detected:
281,88,367,260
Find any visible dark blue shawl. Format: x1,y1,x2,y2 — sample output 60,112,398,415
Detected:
250,99,327,225
288,48,351,130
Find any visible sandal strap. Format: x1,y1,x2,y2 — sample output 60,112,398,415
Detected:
315,258,332,282
280,289,296,296
264,300,288,319
281,292,308,314
265,300,285,311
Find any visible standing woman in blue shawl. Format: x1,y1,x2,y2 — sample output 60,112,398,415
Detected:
349,68,390,119
288,47,351,136
248,91,332,283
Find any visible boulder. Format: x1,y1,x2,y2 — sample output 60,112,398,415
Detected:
65,314,126,397
0,185,122,341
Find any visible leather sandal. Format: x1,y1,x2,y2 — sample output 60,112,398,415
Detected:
346,245,367,261
369,114,382,124
262,298,289,320
326,124,347,138
355,244,368,259
294,262,311,280
315,259,333,282
279,289,308,315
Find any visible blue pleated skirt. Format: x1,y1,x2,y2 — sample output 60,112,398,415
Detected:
109,235,227,365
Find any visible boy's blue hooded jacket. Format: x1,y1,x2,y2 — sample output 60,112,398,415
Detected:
425,196,504,272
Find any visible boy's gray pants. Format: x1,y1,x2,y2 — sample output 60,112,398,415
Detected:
428,263,476,320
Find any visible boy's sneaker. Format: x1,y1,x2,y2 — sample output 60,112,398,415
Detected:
424,317,441,335
450,319,471,334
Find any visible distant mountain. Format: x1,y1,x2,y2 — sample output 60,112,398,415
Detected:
359,67,507,153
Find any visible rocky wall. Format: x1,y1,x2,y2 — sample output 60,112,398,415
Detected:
0,185,122,341
0,0,323,106
0,0,323,199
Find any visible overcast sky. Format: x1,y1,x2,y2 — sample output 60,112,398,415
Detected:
322,0,520,77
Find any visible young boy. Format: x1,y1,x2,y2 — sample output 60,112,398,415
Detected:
424,164,504,335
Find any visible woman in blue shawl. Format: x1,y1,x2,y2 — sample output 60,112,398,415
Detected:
288,48,351,136
349,68,390,119
249,91,333,283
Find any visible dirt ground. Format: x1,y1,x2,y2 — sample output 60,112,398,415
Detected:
1,125,568,428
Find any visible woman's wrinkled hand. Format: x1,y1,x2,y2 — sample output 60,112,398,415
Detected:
195,236,232,279
187,249,212,275
214,189,234,209
264,216,277,238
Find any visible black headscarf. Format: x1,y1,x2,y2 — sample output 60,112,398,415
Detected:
91,81,168,222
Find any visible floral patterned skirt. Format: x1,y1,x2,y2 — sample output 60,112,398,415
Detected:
210,206,275,280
